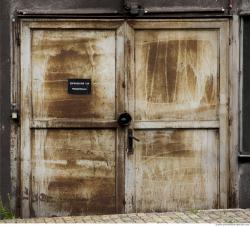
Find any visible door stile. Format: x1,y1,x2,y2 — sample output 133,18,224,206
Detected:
124,22,136,213
116,23,126,213
218,21,229,208
20,21,32,218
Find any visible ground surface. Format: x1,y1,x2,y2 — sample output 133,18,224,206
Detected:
1,209,250,223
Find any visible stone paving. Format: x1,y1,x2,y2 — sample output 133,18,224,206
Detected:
2,209,250,223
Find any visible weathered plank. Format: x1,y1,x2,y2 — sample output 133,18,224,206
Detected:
31,29,116,120
20,20,125,217
31,129,116,217
125,19,229,212
134,129,219,212
134,29,218,121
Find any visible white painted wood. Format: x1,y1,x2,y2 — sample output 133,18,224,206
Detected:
20,19,125,217
133,121,219,129
218,21,229,208
125,19,229,212
20,21,32,218
229,15,240,207
116,23,126,213
125,22,136,213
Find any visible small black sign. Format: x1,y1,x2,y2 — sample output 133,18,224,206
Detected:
68,79,91,95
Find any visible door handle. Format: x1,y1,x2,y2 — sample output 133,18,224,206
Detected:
128,129,140,154
117,112,132,127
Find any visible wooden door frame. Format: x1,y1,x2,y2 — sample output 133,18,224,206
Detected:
124,19,230,212
19,19,126,217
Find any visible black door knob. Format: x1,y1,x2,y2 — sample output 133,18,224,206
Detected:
117,112,132,127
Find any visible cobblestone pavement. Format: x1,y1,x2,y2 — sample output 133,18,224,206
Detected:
2,209,250,223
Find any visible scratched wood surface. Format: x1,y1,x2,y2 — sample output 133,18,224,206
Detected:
135,30,218,121
31,29,116,120
31,129,116,217
125,20,228,213
134,129,219,212
20,20,124,218
20,19,229,217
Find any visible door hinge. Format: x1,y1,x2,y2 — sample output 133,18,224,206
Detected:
11,104,19,123
13,17,21,46
123,1,146,16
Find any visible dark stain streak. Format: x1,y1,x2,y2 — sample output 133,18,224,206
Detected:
187,65,197,99
144,39,215,105
167,40,178,103
147,42,168,103
34,38,97,52
186,40,198,100
47,177,116,215
44,43,100,118
205,75,215,104
141,130,195,158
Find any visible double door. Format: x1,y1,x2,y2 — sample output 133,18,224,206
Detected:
20,19,229,217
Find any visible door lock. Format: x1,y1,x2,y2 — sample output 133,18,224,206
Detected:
128,129,140,154
117,112,132,127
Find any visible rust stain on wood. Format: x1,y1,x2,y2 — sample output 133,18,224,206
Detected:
47,177,115,215
146,40,201,104
135,30,218,121
166,40,178,103
31,30,116,120
31,129,116,216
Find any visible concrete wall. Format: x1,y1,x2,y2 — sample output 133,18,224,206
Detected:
0,0,11,209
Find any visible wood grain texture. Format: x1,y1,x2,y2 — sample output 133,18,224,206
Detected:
20,23,32,218
125,20,229,212
31,29,116,120
135,30,218,121
229,16,239,207
31,129,116,217
134,129,219,212
20,20,125,218
125,22,136,213
116,24,126,213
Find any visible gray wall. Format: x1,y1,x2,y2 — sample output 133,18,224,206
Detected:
0,0,11,209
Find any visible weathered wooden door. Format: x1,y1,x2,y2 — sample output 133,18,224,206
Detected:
20,19,229,217
20,20,125,217
124,20,229,212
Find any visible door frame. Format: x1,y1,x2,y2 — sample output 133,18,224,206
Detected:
14,18,236,217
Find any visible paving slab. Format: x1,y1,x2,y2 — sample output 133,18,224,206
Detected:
1,209,250,223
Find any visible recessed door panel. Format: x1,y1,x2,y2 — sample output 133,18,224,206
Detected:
31,129,116,217
31,29,116,120
134,129,219,212
135,30,218,121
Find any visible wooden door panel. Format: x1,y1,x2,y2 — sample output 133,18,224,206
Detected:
135,30,218,121
21,20,125,218
134,129,219,212
31,129,116,217
31,29,116,120
125,20,229,212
